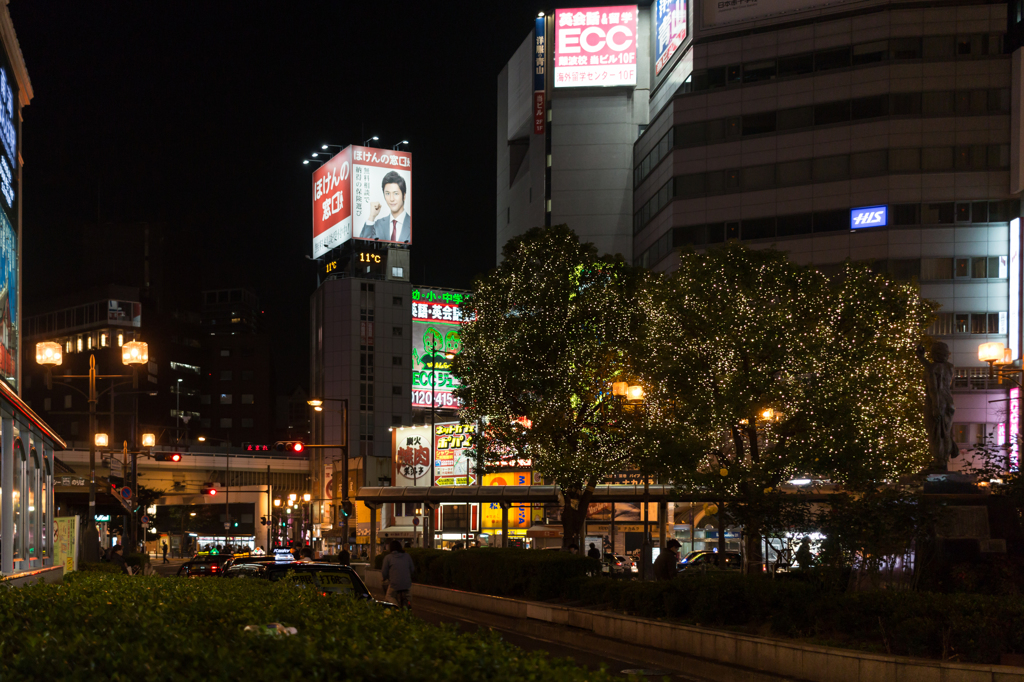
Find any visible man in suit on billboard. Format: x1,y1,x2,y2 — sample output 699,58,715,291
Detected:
359,170,411,242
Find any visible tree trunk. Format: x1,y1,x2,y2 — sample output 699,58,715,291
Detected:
742,516,763,575
560,487,595,549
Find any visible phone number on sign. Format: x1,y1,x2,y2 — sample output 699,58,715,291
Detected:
411,390,460,409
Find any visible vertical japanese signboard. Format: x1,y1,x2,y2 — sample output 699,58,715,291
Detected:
0,61,17,391
1012,387,1020,472
311,145,412,259
312,147,352,259
393,426,432,486
411,288,468,410
433,422,477,486
534,16,546,134
554,6,638,88
654,0,687,75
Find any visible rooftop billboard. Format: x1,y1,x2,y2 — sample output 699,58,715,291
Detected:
554,5,638,88
312,145,412,258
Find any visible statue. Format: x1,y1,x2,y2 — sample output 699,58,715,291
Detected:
917,342,958,469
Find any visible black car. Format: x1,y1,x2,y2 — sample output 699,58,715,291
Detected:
176,554,229,577
221,554,281,572
677,550,742,572
224,560,392,606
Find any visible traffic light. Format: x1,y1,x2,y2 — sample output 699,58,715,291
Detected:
154,453,182,462
274,441,304,454
201,486,218,496
341,500,354,518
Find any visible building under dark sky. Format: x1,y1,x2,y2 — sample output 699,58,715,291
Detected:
10,1,543,390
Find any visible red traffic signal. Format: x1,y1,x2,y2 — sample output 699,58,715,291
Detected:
201,487,218,496
154,453,182,462
274,441,304,454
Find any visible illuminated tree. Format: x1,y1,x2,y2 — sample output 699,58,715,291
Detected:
452,225,657,547
652,243,935,573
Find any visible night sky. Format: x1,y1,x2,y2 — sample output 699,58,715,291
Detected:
9,1,543,391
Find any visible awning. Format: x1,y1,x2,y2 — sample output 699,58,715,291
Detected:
526,524,563,538
379,525,420,539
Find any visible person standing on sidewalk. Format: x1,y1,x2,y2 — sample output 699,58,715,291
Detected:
653,539,681,581
381,540,415,609
587,543,601,560
161,542,169,564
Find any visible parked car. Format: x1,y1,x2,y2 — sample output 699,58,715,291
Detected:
224,560,396,608
175,554,229,577
602,553,634,574
677,550,742,572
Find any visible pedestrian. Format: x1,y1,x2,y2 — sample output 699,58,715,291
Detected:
587,542,601,560
338,548,350,566
299,546,314,562
567,543,579,554
109,545,130,575
381,540,415,609
795,537,814,570
161,541,169,564
653,539,681,581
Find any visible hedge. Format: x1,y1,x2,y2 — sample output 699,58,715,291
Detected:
572,572,1024,664
0,573,612,681
375,548,600,600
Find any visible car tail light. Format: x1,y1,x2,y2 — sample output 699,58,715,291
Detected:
211,565,219,572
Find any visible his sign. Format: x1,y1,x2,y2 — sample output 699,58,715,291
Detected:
850,205,887,230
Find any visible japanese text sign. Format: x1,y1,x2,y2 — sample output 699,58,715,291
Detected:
434,422,477,486
393,425,432,486
481,473,533,529
554,6,637,88
654,0,687,75
311,145,413,258
412,288,469,410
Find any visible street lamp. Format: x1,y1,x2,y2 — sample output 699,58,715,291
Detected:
363,136,379,146
142,433,156,448
94,433,109,448
121,341,149,366
35,341,62,366
392,140,409,150
306,397,350,551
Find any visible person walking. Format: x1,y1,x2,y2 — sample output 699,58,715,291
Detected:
795,537,814,570
587,542,601,560
653,539,681,581
338,548,350,566
161,542,169,564
381,540,415,609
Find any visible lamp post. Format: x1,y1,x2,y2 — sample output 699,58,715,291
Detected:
614,381,651,579
426,336,456,550
307,398,349,552
36,340,148,562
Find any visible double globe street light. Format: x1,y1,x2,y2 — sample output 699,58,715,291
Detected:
36,339,149,561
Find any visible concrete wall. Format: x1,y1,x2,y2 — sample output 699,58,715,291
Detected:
385,576,1024,682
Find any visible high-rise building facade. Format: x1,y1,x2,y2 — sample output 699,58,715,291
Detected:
500,0,1024,469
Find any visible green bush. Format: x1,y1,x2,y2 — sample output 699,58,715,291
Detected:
125,552,150,569
375,548,599,600
77,562,122,574
567,572,1024,663
0,573,611,680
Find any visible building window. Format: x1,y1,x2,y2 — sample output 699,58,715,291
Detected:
392,356,403,366
219,418,232,428
392,415,403,426
241,418,254,428
392,386,402,396
201,395,211,405
241,370,254,381
392,327,403,337
393,296,403,306
220,370,233,381
201,418,211,428
64,395,72,409
241,394,254,405
43,397,50,411
220,349,230,357
70,421,79,437
220,394,233,405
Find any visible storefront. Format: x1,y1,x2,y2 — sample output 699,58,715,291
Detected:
0,380,65,584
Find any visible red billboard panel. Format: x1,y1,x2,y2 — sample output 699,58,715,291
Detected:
312,146,351,259
554,6,638,88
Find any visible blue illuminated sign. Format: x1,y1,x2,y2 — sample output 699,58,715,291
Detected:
850,205,887,230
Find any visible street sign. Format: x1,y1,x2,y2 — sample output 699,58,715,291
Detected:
412,517,420,526
224,522,230,530
140,515,150,525
120,487,132,500
141,521,150,529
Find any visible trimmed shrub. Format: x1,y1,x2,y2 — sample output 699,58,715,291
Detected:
0,573,610,680
375,548,599,600
77,562,122,574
